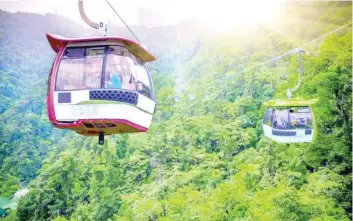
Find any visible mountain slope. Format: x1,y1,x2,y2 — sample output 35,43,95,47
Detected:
0,1,351,220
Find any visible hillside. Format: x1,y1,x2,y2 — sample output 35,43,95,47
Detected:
0,1,352,220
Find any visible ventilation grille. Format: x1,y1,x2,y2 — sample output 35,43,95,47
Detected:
83,122,116,128
90,90,138,105
83,123,95,128
272,130,297,136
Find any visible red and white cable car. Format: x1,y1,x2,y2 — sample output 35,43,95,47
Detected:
46,0,156,144
46,34,156,143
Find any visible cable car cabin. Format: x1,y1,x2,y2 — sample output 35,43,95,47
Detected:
46,33,156,137
262,99,318,143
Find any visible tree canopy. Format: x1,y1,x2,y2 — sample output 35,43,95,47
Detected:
0,1,351,220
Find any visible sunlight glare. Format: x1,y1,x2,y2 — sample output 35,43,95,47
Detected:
195,0,285,32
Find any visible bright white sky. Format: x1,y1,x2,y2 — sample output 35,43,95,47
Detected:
0,0,284,31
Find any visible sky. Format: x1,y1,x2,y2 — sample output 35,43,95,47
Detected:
0,0,285,31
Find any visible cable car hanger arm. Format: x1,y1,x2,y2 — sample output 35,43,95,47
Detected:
78,0,100,29
286,48,308,99
78,0,141,41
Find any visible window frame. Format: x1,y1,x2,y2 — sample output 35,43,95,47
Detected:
54,44,155,100
54,45,107,92
263,107,273,126
269,106,313,130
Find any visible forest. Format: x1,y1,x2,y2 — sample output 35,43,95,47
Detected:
0,1,352,221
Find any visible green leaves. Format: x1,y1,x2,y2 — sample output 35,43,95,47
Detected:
1,2,352,221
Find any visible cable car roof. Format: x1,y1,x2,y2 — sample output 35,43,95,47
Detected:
46,33,156,62
263,99,318,107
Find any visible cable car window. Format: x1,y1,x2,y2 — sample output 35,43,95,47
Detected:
104,46,151,97
273,109,289,129
87,47,105,56
263,107,273,126
63,48,86,58
271,106,313,130
105,46,128,90
297,107,310,112
289,108,313,129
131,64,151,98
56,47,104,91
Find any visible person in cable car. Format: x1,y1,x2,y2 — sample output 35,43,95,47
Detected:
106,72,122,89
291,119,297,128
105,63,122,89
105,47,121,89
262,100,318,143
273,109,288,129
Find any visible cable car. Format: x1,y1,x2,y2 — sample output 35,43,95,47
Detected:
46,33,156,143
262,99,318,143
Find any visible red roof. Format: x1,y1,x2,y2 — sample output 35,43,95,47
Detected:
46,33,156,62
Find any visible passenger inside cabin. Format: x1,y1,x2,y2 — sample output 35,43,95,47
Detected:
289,110,309,129
291,119,298,128
120,56,136,90
273,109,289,129
106,72,122,89
105,60,122,89
105,46,139,91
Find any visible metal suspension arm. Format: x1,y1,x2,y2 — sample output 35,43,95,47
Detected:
78,0,100,29
286,48,308,99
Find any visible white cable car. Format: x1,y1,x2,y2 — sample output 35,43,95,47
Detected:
262,99,318,143
262,48,319,143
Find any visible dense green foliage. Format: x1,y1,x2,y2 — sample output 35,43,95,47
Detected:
0,1,352,220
